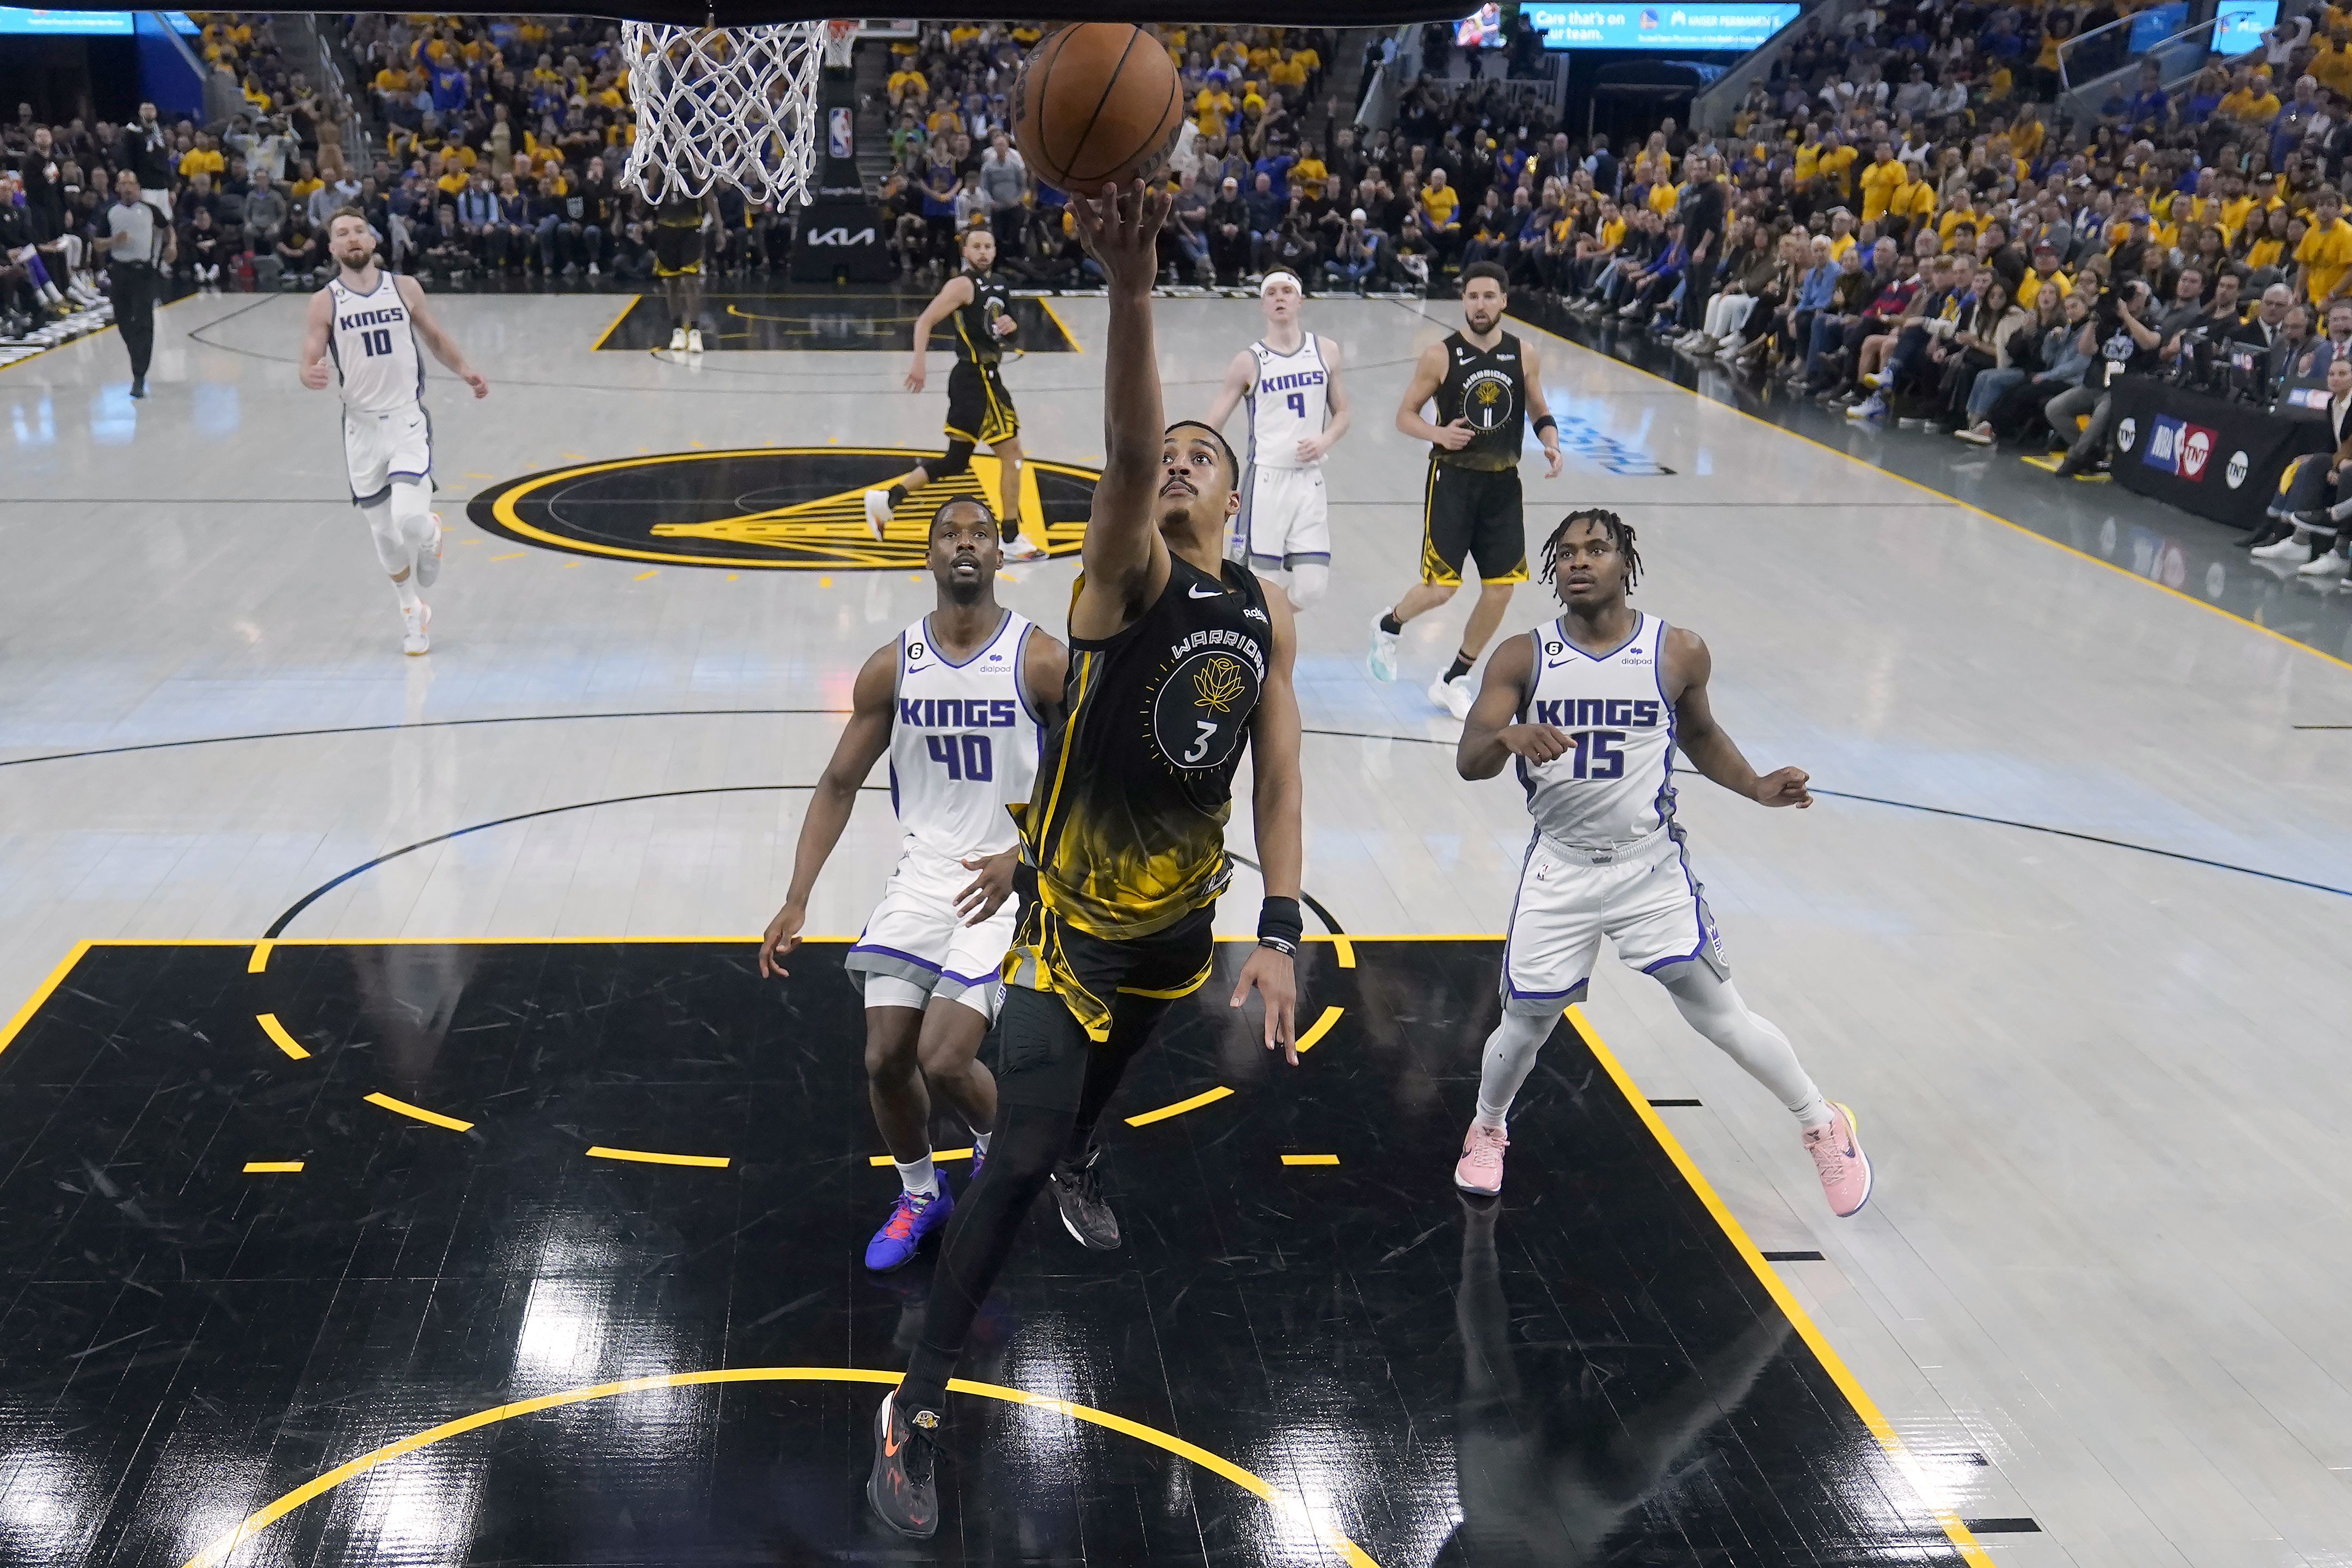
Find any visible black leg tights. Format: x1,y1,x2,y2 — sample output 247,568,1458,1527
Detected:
895,986,1173,1419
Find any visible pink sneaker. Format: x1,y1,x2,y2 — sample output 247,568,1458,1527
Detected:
1453,1122,1508,1196
1803,1102,1872,1217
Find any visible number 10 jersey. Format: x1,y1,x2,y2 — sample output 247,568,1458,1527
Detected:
889,609,1042,860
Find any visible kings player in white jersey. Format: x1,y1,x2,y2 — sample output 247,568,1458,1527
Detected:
1452,509,1871,1219
298,207,488,655
759,497,1068,1271
1200,269,1350,611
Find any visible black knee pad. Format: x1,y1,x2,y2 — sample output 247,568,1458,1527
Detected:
930,440,975,480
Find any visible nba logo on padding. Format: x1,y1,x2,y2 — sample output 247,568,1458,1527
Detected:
2142,416,2217,481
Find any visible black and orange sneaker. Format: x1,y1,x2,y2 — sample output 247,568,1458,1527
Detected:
866,1389,941,1538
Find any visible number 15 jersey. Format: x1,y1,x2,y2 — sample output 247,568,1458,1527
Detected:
1517,611,1678,848
891,609,1042,860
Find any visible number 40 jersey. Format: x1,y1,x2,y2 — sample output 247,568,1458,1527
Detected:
889,610,1042,861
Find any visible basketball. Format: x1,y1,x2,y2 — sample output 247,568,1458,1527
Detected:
1010,23,1184,194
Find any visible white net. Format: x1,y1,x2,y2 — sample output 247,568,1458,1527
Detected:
619,19,846,206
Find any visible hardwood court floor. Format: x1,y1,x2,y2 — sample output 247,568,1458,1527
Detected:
1,285,2349,1566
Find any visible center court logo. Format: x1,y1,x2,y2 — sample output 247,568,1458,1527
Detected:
467,446,1100,570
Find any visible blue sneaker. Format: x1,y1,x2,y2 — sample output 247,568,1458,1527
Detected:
864,1172,954,1271
1845,392,1887,421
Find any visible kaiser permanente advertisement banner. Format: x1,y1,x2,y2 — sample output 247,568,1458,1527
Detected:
1527,2,1802,50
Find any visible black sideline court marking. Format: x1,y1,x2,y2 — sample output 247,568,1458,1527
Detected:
0,939,1973,1567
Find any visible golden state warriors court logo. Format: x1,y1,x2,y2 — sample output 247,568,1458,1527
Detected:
467,446,1099,570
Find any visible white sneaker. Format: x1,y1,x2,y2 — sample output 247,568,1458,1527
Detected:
687,327,704,354
415,512,444,586
2298,549,2349,577
668,327,687,352
1954,422,1995,445
1366,613,1399,681
1428,672,1473,719
401,601,431,656
862,488,893,540
587,262,600,276
1000,532,1047,561
2251,534,2313,563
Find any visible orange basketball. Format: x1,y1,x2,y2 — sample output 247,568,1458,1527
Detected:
1010,23,1184,194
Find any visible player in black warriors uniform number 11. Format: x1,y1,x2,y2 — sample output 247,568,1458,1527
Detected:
867,183,1305,1539
1367,261,1563,720
864,224,1046,561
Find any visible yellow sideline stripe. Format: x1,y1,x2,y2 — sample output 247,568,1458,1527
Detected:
1568,1004,1993,1566
1280,1153,1340,1166
1519,314,2352,679
176,1367,1381,1568
0,940,91,1059
242,1161,304,1173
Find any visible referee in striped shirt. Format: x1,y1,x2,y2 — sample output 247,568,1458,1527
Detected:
105,169,173,399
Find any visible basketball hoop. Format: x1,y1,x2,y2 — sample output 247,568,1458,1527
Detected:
620,17,858,207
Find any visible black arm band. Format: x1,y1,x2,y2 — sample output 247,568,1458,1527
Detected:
1533,414,1558,436
1258,896,1304,956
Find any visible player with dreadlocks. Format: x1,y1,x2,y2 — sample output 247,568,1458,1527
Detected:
1450,509,1872,1217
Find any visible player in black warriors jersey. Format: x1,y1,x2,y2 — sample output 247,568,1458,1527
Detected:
646,189,718,354
863,225,1046,561
1366,261,1563,720
867,183,1305,1540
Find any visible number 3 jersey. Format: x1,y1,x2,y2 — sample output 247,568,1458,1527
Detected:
1517,611,1678,847
1023,555,1273,940
889,610,1042,860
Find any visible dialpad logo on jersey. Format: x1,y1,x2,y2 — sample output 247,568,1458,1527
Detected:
1151,639,1266,773
2141,415,2216,482
1459,368,1520,433
468,447,1098,570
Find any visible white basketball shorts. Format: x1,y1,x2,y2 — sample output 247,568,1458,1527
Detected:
1500,827,1729,1016
843,844,1016,1019
343,402,432,505
1236,463,1330,570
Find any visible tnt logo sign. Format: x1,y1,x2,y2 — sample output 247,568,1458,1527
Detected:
2141,415,2219,481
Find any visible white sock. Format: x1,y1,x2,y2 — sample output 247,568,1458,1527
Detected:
1472,1010,1562,1129
391,573,419,611
972,1130,991,1157
894,1154,938,1197
1656,965,1832,1127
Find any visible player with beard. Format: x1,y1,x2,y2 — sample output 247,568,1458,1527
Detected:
1450,509,1870,1217
298,207,488,655
865,183,1305,1539
1366,261,1563,717
758,497,1066,1272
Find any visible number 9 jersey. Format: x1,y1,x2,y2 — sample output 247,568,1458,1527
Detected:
888,609,1043,860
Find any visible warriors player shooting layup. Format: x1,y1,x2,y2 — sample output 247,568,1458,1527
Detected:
867,183,1305,1539
758,497,1066,1272
1367,261,1561,719
864,225,1046,561
1451,509,1870,1219
299,207,488,655
1200,269,1352,611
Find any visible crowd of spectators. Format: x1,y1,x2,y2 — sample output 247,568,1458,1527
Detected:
0,13,351,336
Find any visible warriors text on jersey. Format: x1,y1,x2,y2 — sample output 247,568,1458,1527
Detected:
1434,329,1527,472
1516,612,1677,846
1022,556,1273,940
951,266,1014,366
1243,335,1329,470
888,610,1042,859
327,271,423,413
